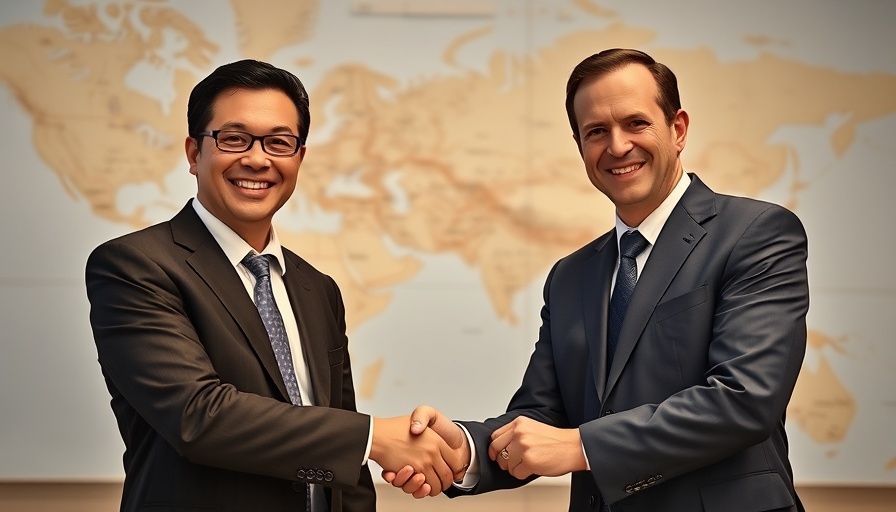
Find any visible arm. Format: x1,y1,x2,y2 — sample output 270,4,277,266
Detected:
326,277,377,509
87,237,458,494
387,261,581,497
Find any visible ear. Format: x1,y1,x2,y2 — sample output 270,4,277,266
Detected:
185,136,200,176
572,132,583,158
672,109,689,154
292,145,307,174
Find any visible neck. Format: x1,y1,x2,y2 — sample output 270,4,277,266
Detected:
238,225,273,253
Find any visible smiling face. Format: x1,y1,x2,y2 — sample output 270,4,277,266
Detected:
186,87,305,251
573,63,689,227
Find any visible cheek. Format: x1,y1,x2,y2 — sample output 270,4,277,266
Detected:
581,144,602,167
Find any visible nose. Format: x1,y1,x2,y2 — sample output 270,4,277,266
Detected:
606,128,633,157
239,140,270,169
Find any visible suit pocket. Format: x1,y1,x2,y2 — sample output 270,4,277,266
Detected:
328,346,344,366
655,284,708,323
699,471,795,511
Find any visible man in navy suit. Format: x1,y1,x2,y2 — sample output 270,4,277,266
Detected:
86,59,463,512
387,48,808,512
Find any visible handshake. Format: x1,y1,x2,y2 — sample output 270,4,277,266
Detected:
370,405,587,499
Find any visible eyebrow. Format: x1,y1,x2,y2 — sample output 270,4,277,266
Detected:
581,111,651,130
215,122,296,134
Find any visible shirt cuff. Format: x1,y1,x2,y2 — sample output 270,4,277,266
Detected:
362,416,373,465
452,423,480,490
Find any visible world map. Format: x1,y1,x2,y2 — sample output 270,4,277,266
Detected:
1,0,894,486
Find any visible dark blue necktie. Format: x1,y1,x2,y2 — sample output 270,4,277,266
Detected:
606,230,649,373
242,253,312,511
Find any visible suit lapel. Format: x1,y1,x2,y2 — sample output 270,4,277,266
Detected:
603,175,716,400
170,203,293,403
282,252,332,407
582,231,616,403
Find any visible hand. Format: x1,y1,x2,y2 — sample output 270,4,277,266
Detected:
488,416,587,479
382,464,431,499
381,406,471,498
370,416,463,497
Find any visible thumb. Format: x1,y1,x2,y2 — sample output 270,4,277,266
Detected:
427,413,465,451
409,405,439,435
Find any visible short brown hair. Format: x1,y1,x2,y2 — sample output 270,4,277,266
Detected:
565,49,680,143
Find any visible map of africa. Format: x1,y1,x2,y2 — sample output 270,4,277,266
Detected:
1,0,894,485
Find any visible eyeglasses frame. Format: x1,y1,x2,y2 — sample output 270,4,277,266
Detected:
196,129,305,156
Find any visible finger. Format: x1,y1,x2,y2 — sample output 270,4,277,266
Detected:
439,432,466,475
488,430,513,461
490,440,512,471
412,482,432,499
381,470,395,484
509,456,534,480
427,412,465,450
400,472,426,495
389,465,415,487
453,462,468,483
491,421,514,441
430,448,455,494
496,450,509,471
422,466,447,497
409,405,438,435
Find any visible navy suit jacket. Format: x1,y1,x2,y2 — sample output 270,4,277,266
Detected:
86,202,376,512
453,174,808,512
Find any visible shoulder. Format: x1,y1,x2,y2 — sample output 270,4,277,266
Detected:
688,174,801,223
683,176,803,239
557,228,614,268
88,221,175,264
712,193,805,235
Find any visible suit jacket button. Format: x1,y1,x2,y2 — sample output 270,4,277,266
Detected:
325,471,334,482
601,410,614,416
292,482,303,493
316,469,326,481
625,485,634,494
296,469,306,480
588,495,595,506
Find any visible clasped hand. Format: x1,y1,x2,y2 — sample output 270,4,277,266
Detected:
370,415,467,497
382,407,587,498
379,406,470,498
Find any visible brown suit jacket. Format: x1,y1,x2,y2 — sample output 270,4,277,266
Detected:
86,201,376,512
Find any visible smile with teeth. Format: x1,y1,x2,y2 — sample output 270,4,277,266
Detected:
608,162,644,175
233,179,272,190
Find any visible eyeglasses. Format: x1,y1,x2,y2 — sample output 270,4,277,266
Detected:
197,130,304,156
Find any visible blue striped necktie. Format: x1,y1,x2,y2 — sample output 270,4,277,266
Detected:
241,253,311,512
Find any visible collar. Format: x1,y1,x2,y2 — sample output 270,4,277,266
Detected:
614,171,691,244
191,198,287,276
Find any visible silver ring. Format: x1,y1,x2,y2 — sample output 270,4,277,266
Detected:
500,448,509,460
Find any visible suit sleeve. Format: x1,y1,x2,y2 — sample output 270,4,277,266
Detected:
324,274,377,509
582,205,809,504
86,237,373,492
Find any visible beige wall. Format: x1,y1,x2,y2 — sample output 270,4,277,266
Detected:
1,483,893,512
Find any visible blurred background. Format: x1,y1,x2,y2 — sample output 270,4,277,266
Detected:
1,0,894,510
